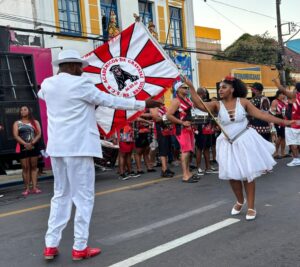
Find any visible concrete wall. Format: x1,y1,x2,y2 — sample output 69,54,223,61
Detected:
118,0,139,29
198,59,280,97
0,0,34,29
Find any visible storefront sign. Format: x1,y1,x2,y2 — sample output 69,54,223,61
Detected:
231,67,262,83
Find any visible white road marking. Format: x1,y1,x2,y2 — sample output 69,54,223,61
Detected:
107,218,240,267
99,200,228,245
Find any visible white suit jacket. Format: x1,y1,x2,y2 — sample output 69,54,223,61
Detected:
38,73,145,158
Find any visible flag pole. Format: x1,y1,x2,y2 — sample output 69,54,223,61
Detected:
195,96,232,142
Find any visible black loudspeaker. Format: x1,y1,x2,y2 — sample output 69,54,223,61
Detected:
0,28,10,52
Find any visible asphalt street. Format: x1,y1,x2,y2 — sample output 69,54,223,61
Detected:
0,158,299,267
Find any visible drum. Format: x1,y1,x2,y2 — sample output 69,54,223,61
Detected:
191,114,210,124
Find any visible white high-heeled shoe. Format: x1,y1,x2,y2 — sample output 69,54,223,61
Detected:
246,209,256,221
231,199,246,215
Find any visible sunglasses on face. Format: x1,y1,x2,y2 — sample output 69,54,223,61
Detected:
181,86,189,90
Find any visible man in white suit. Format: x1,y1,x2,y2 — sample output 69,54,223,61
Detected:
39,50,162,261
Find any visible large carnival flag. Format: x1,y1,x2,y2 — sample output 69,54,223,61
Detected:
83,21,180,137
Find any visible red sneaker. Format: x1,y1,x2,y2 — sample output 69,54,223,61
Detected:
72,247,101,261
43,247,59,260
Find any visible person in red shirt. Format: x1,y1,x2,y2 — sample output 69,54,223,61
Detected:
194,88,218,176
150,96,175,177
134,111,156,174
270,90,287,158
117,123,140,180
273,78,300,166
167,81,198,183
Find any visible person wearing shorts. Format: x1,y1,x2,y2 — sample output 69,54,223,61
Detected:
13,105,42,196
134,113,156,174
273,79,300,166
193,88,218,176
284,101,300,166
150,99,175,177
167,80,198,183
270,90,287,158
118,123,139,180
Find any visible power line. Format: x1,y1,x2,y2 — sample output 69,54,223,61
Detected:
0,25,106,42
0,11,65,28
284,28,300,44
3,11,268,54
1,24,277,66
164,46,278,66
0,11,103,39
209,0,277,20
205,2,246,33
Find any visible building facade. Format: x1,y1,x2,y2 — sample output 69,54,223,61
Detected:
198,59,279,97
0,0,198,85
195,25,221,60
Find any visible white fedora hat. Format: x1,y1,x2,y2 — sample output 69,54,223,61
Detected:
52,49,89,67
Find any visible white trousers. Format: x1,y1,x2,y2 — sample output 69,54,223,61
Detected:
45,157,95,250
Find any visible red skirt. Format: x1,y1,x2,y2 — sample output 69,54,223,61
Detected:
119,142,135,153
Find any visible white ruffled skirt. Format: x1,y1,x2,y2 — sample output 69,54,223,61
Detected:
216,128,276,182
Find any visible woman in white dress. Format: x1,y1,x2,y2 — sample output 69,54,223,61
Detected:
187,76,293,220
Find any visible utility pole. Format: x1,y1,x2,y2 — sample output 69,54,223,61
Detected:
276,0,286,86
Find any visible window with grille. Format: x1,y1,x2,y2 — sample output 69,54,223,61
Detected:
169,6,183,47
138,0,153,27
58,0,82,35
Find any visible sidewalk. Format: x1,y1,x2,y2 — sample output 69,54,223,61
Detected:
0,170,53,188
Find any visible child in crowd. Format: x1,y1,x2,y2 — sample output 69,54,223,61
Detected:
118,123,139,180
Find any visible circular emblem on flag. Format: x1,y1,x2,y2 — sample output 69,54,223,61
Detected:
101,57,145,97
83,22,180,137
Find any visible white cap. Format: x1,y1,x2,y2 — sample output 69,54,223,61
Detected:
173,80,189,91
52,49,89,67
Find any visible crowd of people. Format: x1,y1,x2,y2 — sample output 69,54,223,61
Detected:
105,76,299,224
109,78,300,186
7,49,299,261
111,85,220,182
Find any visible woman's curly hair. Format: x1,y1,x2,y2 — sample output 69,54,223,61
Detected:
222,76,248,98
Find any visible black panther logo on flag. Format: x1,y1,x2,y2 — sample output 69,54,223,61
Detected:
99,56,145,98
109,65,139,91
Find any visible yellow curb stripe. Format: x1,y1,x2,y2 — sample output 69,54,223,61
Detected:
95,177,176,196
0,204,50,218
0,175,180,219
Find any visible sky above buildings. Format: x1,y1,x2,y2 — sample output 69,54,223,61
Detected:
193,0,300,49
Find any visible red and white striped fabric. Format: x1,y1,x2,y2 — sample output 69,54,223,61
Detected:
177,97,193,120
83,22,179,137
292,92,300,129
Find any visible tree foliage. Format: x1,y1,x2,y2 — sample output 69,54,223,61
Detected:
214,32,279,65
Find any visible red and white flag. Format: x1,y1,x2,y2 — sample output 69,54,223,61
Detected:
83,22,179,137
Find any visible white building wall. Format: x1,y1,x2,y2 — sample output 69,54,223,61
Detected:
36,0,95,70
118,0,139,29
0,0,197,83
0,0,34,29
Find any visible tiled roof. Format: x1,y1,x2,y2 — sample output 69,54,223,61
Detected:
284,47,300,72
